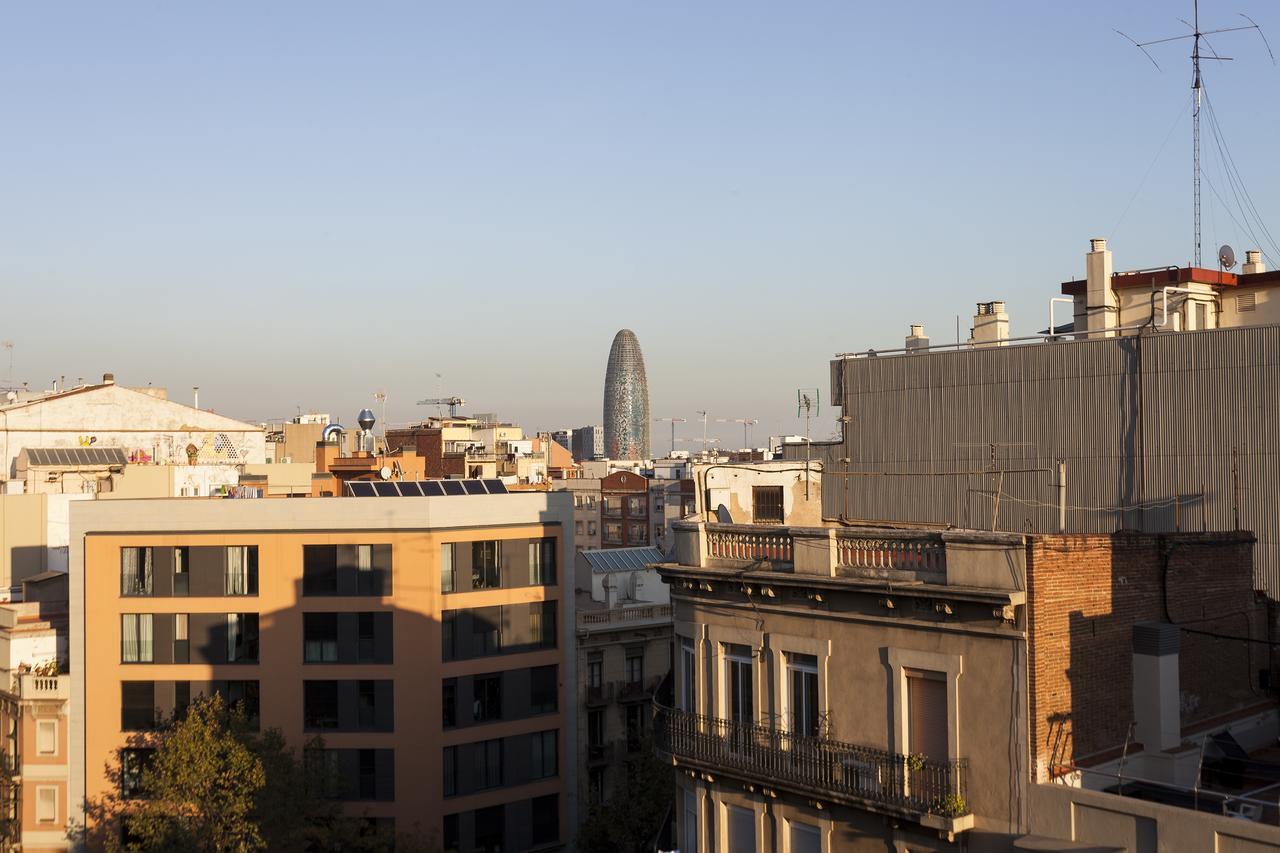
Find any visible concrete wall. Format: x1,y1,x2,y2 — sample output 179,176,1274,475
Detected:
0,494,89,592
695,462,823,526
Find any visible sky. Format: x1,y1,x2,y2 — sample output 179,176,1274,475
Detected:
2,1,1277,448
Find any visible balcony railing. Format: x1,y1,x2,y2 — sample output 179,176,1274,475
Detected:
586,682,614,707
12,674,69,700
654,706,969,820
577,604,673,631
705,524,792,564
835,532,945,572
618,676,663,703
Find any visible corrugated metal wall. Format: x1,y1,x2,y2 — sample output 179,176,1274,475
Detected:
793,326,1280,597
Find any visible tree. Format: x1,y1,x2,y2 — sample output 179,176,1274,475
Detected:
577,736,674,853
79,694,407,852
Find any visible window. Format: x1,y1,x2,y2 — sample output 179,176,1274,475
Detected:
530,665,557,714
473,675,502,722
36,720,57,755
303,545,338,595
680,637,697,713
442,679,456,728
790,821,821,853
474,738,503,790
304,681,339,729
752,486,784,524
587,657,603,689
788,652,820,737
603,496,623,517
33,784,55,823
626,703,645,752
173,547,189,596
473,609,501,655
440,544,455,594
728,805,756,853
531,601,556,648
474,805,504,853
443,746,457,797
227,613,259,663
306,748,342,800
173,613,189,663
531,793,559,846
627,521,648,544
443,814,459,853
726,644,753,724
588,710,604,749
224,546,258,595
907,670,948,762
357,612,376,661
121,681,155,731
626,650,644,687
223,681,260,728
529,538,556,586
120,547,153,596
627,496,646,515
472,541,501,589
604,521,623,544
589,766,605,804
531,730,557,779
575,521,584,535
175,681,191,720
120,748,154,799
442,611,457,661
682,789,699,853
358,749,377,799
121,614,153,663
304,613,338,663
587,521,598,537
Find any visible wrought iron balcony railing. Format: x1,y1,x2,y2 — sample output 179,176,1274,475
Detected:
654,706,969,820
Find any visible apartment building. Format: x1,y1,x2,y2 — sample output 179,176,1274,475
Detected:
654,518,1276,851
68,487,575,851
601,471,649,548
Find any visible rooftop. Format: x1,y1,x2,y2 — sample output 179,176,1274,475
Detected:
580,546,666,574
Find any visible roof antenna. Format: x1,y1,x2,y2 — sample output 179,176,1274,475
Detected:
1116,1,1274,268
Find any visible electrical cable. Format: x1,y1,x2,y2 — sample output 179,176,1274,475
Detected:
1110,94,1194,239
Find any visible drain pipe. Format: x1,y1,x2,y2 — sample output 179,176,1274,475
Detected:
1047,298,1074,338
1155,286,1207,328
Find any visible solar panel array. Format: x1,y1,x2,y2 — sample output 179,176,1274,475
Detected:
345,479,510,498
25,447,128,467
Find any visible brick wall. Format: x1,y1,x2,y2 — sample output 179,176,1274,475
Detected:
1026,532,1266,780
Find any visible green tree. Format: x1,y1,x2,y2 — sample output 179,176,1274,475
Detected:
578,736,674,853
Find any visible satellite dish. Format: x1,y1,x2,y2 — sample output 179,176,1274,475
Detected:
1219,244,1237,270
379,466,392,480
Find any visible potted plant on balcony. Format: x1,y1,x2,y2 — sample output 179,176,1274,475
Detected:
931,792,968,818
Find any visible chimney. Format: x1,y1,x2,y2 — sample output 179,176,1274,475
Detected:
102,373,115,385
1086,238,1117,337
1243,249,1266,275
192,386,200,409
971,301,1009,346
905,324,930,353
1132,622,1181,753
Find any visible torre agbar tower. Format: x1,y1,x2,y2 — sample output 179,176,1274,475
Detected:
603,329,651,460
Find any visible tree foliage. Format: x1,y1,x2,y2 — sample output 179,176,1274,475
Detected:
78,693,422,852
577,737,674,853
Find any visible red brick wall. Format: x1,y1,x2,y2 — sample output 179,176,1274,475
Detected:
1026,532,1265,780
386,428,444,478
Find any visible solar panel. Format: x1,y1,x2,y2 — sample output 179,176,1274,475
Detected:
348,481,376,497
441,480,466,496
420,481,444,497
348,479,513,497
397,482,425,497
482,479,508,494
461,480,487,495
372,481,400,496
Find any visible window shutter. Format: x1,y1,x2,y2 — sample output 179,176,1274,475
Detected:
907,672,948,761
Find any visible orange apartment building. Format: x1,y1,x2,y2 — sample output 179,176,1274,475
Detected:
68,486,576,851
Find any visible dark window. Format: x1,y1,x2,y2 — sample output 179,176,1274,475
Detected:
442,611,457,661
752,486,785,524
532,601,556,648
626,651,643,687
473,608,501,655
442,679,456,728
626,703,645,752
357,612,375,661
221,680,261,729
443,746,457,797
788,653,819,737
354,544,390,596
440,543,455,594
173,547,189,596
626,496,646,515
531,793,560,846
121,682,155,731
443,813,459,853
304,681,339,730
120,547,153,596
304,613,338,663
627,521,648,544
603,496,622,517
174,681,191,720
224,546,258,595
474,738,503,790
305,748,342,800
473,675,502,723
303,545,339,595
474,805,504,853
530,665,557,714
357,680,377,729
588,710,604,748
531,730,557,779
120,748,155,798
226,613,259,663
589,766,605,804
472,541,501,589
604,521,623,544
173,613,189,664
358,749,377,800
587,657,602,689
529,538,556,586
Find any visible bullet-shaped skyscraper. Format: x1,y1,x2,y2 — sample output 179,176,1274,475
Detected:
603,329,650,459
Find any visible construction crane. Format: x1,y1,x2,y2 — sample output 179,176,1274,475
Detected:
717,417,759,449
417,396,466,417
653,417,687,456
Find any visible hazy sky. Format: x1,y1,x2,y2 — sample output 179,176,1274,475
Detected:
2,2,1277,447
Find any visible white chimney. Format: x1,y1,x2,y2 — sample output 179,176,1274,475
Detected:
971,301,1009,346
905,324,930,353
1243,249,1266,275
1086,238,1117,337
1132,622,1181,753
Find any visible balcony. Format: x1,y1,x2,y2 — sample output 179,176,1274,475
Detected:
12,674,69,701
585,682,615,707
618,676,662,704
577,603,673,633
587,741,615,766
654,706,972,833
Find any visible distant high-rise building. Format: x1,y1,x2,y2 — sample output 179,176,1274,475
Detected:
603,330,650,460
570,426,604,462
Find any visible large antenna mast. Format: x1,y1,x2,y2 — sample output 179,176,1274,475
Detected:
1117,1,1273,267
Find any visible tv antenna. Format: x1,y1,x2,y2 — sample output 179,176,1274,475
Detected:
373,390,388,439
717,417,759,450
653,417,687,456
694,410,713,453
1116,1,1274,267
797,389,819,499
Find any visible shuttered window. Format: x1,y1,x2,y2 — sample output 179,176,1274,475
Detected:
907,670,948,761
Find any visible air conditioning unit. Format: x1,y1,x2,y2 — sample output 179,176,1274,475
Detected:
280,456,293,464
